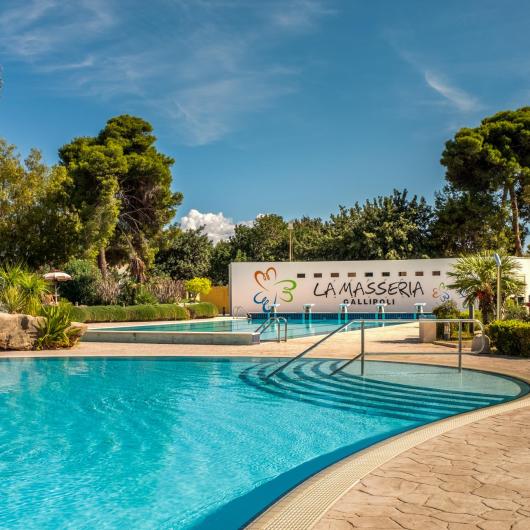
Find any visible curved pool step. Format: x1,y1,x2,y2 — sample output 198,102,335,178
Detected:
239,360,512,424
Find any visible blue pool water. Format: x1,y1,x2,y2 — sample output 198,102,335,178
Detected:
104,318,403,340
0,358,526,529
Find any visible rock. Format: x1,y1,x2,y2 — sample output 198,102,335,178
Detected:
472,334,491,354
0,312,45,351
68,322,88,344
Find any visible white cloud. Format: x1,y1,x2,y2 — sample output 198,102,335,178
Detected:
424,71,479,112
180,209,253,244
0,0,115,58
270,0,336,31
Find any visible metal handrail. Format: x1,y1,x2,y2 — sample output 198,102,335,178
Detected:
255,316,273,333
267,318,485,379
266,318,360,379
256,316,288,343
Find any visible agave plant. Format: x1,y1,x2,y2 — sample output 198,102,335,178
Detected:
36,303,75,350
447,252,525,323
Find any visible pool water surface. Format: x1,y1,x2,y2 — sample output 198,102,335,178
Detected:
104,318,402,340
0,358,526,529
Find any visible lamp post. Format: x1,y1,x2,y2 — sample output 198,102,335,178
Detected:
494,253,502,320
287,222,294,261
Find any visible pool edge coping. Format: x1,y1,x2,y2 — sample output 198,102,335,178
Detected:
245,363,530,530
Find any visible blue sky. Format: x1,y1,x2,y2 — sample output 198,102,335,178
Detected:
1,0,529,241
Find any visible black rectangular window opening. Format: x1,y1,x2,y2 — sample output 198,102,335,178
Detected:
382,272,390,277
296,273,306,278
330,272,339,278
398,271,407,277
364,272,373,277
415,271,424,277
347,272,356,277
314,273,322,278
432,271,441,276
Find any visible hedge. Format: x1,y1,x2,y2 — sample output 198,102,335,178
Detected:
487,320,530,357
187,302,218,319
70,304,190,323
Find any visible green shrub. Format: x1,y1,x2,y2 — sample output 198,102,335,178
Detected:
487,320,530,357
184,277,212,302
432,300,460,319
70,304,189,323
503,300,530,322
187,302,218,319
432,300,478,339
60,259,102,305
134,286,158,305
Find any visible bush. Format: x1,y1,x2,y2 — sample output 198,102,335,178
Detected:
145,275,184,304
95,275,121,305
503,300,530,322
70,304,189,323
60,259,102,305
184,277,212,302
431,300,482,340
432,300,460,319
134,286,158,305
487,320,530,357
187,302,218,319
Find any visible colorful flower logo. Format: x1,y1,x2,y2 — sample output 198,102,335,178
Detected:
432,282,451,302
253,267,297,312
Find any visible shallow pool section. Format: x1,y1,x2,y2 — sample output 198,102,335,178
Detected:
102,318,401,341
0,358,526,529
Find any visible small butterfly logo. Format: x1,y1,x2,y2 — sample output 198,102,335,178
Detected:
253,267,297,312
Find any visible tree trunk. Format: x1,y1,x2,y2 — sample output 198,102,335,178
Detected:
98,247,108,278
508,183,523,256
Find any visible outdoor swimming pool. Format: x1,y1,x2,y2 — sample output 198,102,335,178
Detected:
103,317,404,340
0,358,526,529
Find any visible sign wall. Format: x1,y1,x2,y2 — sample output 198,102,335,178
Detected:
229,258,530,314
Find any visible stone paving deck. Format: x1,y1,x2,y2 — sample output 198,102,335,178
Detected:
314,406,530,530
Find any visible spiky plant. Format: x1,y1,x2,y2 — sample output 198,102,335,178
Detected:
36,303,75,350
0,264,49,315
447,252,525,323
18,273,49,316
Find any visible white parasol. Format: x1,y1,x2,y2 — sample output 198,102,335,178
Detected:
43,271,72,303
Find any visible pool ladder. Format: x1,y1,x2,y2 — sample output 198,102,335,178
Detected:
266,318,486,380
255,316,288,343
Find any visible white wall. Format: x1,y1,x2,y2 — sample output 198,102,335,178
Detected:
229,258,530,314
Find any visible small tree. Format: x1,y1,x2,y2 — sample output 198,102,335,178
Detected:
59,259,102,305
447,252,525,323
184,277,212,302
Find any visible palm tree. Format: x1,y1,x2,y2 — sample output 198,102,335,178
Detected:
447,252,525,323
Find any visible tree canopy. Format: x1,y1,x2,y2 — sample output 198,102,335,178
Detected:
441,106,530,256
59,115,182,275
0,140,81,267
155,226,213,280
